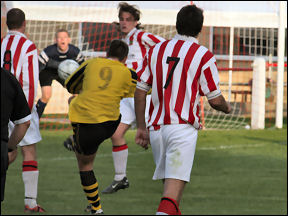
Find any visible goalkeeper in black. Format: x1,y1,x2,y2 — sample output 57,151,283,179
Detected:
36,29,84,118
64,39,137,214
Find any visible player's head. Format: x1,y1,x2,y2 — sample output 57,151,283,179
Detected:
6,8,26,32
118,2,142,35
55,29,71,53
107,39,129,63
176,5,204,38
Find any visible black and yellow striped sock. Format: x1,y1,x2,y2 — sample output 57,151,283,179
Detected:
80,170,101,211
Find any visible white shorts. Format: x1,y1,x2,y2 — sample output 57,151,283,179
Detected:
149,124,198,182
120,95,151,129
9,106,42,147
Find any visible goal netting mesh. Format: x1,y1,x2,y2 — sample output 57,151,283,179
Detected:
1,1,287,130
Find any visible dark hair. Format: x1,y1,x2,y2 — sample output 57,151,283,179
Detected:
107,40,129,61
6,8,25,30
55,29,70,38
118,2,143,29
176,5,204,37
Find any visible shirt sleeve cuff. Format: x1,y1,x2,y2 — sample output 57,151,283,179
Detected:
136,81,151,92
206,89,222,100
13,114,31,125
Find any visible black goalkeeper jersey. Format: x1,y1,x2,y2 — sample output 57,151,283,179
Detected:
38,44,84,72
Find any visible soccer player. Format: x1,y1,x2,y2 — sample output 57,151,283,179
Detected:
1,8,45,212
36,29,84,118
1,68,31,203
101,1,166,194
135,5,232,215
65,39,137,215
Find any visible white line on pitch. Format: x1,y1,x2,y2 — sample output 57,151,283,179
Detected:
39,144,266,162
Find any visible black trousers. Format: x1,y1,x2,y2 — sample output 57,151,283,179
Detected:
1,141,8,202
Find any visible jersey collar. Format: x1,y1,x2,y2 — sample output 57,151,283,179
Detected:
7,30,27,39
173,34,199,44
123,27,137,40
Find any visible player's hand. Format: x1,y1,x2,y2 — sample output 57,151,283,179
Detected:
135,128,149,150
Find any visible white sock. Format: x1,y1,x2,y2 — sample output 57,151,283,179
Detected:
112,144,128,181
22,170,39,208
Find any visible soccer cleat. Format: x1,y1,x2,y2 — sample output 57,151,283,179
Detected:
91,208,104,215
101,177,129,194
85,204,92,212
24,205,46,213
63,135,75,151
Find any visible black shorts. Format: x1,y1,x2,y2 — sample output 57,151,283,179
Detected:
39,68,64,87
72,115,121,155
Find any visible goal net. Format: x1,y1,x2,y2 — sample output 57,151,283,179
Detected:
1,1,287,130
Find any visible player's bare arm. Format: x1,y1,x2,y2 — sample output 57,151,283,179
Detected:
208,94,232,114
134,88,149,149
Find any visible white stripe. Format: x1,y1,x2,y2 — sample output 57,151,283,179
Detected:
40,50,49,62
13,114,31,125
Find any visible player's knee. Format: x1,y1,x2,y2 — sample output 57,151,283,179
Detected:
111,132,125,142
21,145,37,161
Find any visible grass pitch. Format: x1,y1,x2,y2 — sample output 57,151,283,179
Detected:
1,127,287,215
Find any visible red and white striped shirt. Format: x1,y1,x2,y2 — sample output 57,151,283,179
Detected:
1,31,39,111
137,34,222,130
122,28,165,71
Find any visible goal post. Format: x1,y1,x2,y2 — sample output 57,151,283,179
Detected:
251,58,266,129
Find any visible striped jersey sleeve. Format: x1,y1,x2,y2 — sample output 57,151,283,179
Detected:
124,29,165,71
136,36,221,130
1,31,39,110
65,59,91,94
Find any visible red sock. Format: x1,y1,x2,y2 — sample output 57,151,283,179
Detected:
157,197,181,215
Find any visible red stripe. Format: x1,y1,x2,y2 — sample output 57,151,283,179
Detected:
174,43,200,116
164,40,184,124
19,71,23,88
13,37,27,75
112,144,128,152
5,35,14,51
4,35,14,71
148,99,154,123
132,61,138,70
27,55,35,110
188,53,204,124
146,45,156,86
152,41,169,127
137,31,146,57
137,56,147,81
129,32,135,43
147,34,161,44
204,67,217,91
26,43,36,53
202,50,214,66
199,86,204,96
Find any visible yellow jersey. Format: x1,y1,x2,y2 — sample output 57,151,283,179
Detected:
65,57,137,123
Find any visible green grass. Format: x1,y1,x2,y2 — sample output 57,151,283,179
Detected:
1,127,287,215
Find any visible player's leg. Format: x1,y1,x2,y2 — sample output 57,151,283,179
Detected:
102,98,134,194
73,118,120,214
75,151,104,214
20,144,44,212
9,108,44,212
72,123,103,214
156,179,186,215
151,124,198,215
